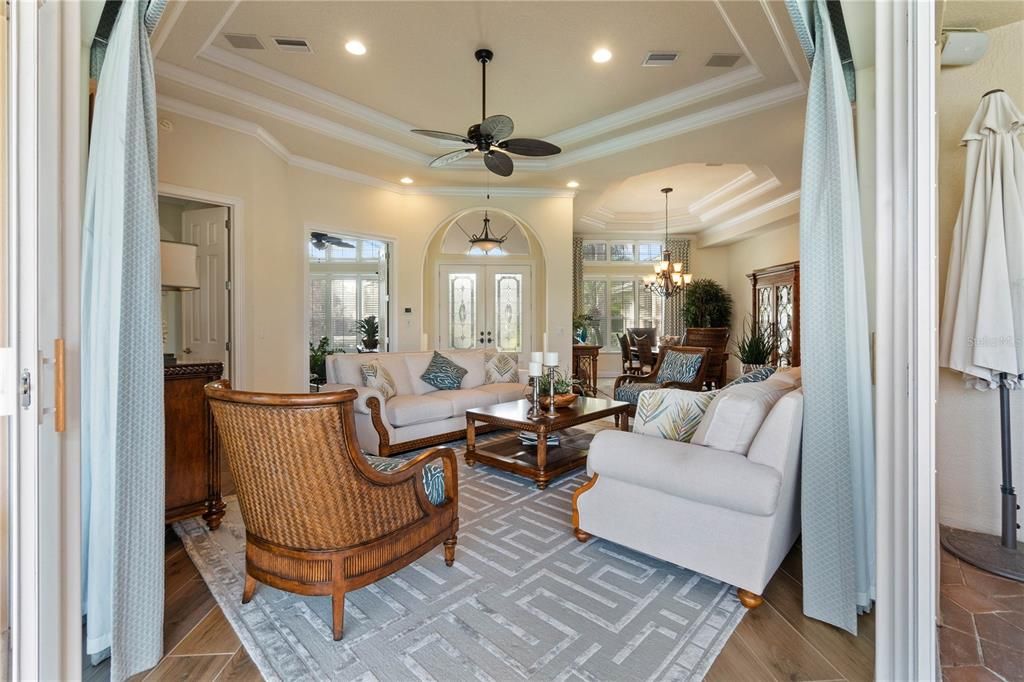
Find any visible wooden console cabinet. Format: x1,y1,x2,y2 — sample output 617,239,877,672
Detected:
164,361,225,530
572,344,601,396
748,261,800,367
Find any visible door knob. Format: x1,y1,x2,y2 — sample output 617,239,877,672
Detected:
183,347,193,355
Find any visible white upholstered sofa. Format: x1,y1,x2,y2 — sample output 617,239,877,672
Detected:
322,349,529,456
572,370,803,608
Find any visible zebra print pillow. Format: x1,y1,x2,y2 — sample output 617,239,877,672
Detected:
420,351,468,391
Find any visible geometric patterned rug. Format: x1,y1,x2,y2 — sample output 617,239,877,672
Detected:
174,429,746,681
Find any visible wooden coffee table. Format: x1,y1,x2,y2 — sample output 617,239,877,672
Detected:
464,397,630,489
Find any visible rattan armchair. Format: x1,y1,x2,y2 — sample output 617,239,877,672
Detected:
611,345,711,427
205,380,459,640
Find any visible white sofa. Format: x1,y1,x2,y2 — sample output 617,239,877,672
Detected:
572,381,803,608
323,349,529,456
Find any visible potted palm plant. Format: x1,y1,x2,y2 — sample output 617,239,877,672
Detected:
356,315,380,350
682,278,733,329
734,317,777,373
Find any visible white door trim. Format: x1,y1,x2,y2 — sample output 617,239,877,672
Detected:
873,1,937,679
158,183,248,388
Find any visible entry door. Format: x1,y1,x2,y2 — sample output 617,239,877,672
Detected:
439,265,532,353
180,207,230,372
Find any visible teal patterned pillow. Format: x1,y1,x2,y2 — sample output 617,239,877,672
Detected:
420,351,467,390
724,366,776,388
634,389,718,442
364,455,447,505
656,351,704,384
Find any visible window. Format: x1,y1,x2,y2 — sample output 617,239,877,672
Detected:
582,240,608,262
637,242,664,262
584,276,665,351
610,242,635,262
308,233,389,352
581,239,667,263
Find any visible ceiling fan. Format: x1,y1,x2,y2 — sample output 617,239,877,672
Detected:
411,49,562,177
309,232,355,251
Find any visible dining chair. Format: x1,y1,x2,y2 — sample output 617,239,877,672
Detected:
618,333,641,374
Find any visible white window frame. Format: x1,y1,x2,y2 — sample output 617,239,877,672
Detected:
308,272,384,352
582,239,667,264
582,274,663,351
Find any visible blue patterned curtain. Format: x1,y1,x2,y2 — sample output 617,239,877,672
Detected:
82,0,166,677
662,238,691,337
786,0,875,634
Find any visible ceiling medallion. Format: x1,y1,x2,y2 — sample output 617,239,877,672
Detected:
643,187,692,299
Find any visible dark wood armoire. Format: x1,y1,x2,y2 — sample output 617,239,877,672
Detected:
747,261,801,367
164,361,225,530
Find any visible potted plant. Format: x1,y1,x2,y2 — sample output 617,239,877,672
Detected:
682,278,733,329
734,317,777,374
536,368,582,408
356,315,380,350
309,336,332,386
572,311,595,344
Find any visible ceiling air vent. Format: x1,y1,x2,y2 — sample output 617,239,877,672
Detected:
223,33,264,50
642,51,679,67
272,36,313,53
705,53,742,68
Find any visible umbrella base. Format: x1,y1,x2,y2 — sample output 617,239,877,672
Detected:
941,525,1024,583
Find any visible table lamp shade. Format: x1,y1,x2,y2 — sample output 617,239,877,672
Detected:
160,241,199,291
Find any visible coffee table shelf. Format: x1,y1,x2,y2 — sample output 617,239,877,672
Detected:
464,397,630,489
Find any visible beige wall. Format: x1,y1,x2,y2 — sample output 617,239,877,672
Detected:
936,20,1024,541
157,112,574,392
590,224,800,378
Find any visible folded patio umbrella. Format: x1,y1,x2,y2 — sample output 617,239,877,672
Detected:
939,89,1024,577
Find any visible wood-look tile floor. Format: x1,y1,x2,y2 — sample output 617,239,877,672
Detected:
939,549,1024,682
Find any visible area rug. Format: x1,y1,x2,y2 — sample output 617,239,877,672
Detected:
174,429,746,681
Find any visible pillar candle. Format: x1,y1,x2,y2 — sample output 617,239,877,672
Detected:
544,352,559,366
529,362,543,377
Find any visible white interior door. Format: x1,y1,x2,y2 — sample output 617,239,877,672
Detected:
439,265,532,353
180,207,230,370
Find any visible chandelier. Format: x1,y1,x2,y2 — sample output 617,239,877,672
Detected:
467,210,509,252
643,187,691,298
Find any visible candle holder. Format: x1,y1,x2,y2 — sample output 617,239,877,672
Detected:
545,364,558,416
527,372,544,419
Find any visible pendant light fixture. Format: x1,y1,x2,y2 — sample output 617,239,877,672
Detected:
468,210,506,252
643,187,692,298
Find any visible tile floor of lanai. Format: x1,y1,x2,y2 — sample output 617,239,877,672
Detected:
939,548,1024,681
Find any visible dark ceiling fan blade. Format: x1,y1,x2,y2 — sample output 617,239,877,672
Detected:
484,150,514,177
411,129,471,143
480,114,514,140
310,232,355,249
429,148,474,168
499,138,562,157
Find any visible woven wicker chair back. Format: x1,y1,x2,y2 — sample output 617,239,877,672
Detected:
205,381,422,550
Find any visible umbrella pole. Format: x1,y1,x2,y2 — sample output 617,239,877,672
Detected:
999,373,1018,550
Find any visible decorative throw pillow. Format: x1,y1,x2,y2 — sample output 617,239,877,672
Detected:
420,351,468,391
484,351,519,384
633,389,718,442
656,350,704,384
723,365,776,388
691,381,795,455
360,361,397,400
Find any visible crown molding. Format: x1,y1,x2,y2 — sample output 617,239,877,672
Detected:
697,189,800,246
759,0,808,88
199,45,422,140
157,95,574,199
547,65,762,147
156,60,430,164
688,170,756,213
698,176,781,221
150,0,186,57
547,82,806,169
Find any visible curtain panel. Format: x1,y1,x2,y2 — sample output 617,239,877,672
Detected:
662,238,691,337
785,0,876,635
572,236,584,318
82,0,167,677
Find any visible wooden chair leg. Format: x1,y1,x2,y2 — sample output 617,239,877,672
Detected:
737,588,764,609
332,588,346,640
242,573,257,604
574,529,592,542
444,536,457,567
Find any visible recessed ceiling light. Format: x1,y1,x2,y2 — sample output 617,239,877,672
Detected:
566,180,580,188
592,48,612,64
345,40,367,56
400,177,414,184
